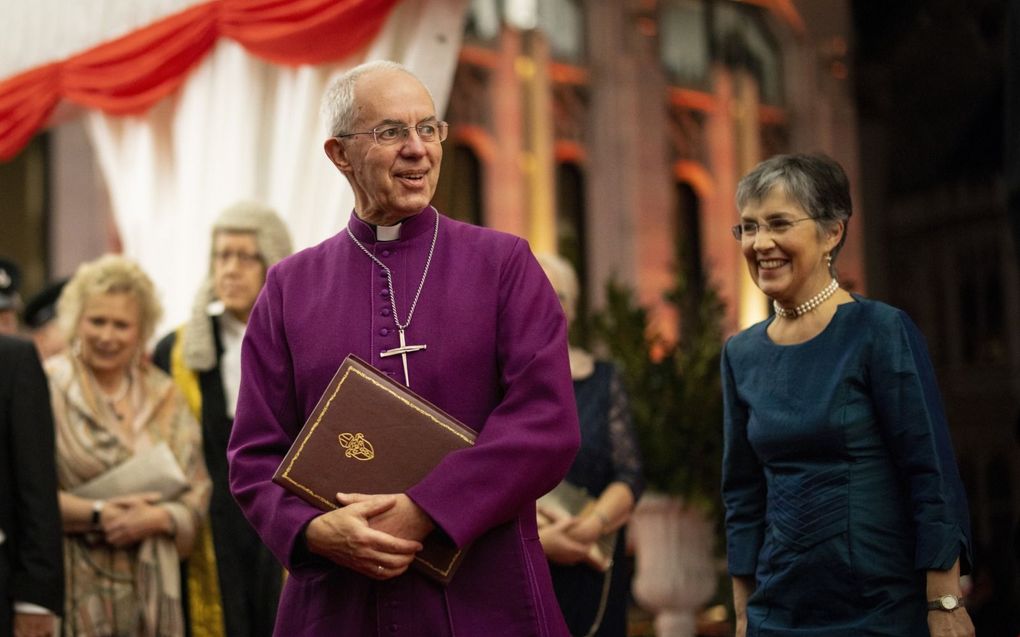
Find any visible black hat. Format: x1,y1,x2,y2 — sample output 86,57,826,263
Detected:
23,278,68,329
0,258,21,311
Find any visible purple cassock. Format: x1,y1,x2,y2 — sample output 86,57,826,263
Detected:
227,207,581,637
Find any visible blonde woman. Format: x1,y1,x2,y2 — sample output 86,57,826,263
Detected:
47,254,210,636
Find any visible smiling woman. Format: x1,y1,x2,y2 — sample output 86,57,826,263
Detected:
721,153,975,637
734,154,850,333
45,254,210,637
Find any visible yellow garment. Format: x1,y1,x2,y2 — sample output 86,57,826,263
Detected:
169,328,227,637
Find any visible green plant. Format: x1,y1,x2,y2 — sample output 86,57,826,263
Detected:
588,269,725,512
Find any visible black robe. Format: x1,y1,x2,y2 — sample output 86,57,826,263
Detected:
155,317,281,637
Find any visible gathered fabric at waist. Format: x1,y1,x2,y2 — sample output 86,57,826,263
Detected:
766,464,849,553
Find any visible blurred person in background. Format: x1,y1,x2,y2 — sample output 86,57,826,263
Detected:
47,254,210,636
22,279,69,360
722,153,973,637
536,253,644,637
154,201,292,637
0,259,22,335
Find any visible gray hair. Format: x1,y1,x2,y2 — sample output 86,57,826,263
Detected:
321,61,435,137
735,153,852,271
536,253,579,324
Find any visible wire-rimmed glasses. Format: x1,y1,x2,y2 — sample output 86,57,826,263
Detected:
212,250,262,267
337,121,449,146
731,217,815,241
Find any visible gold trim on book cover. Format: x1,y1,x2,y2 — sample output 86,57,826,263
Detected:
415,551,458,578
278,362,472,579
352,366,475,444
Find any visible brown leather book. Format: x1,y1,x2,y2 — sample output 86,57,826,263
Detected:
273,354,476,584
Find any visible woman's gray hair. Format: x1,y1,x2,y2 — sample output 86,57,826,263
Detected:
57,254,163,346
535,253,579,324
735,153,853,272
321,61,435,138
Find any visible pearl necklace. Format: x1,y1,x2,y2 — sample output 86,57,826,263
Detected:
773,278,839,319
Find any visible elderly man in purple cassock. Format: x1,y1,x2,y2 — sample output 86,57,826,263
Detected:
227,60,581,637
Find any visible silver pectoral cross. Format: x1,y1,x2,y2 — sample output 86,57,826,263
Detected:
380,329,427,386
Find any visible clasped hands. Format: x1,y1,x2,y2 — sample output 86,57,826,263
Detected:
305,492,434,580
96,491,173,547
536,504,605,568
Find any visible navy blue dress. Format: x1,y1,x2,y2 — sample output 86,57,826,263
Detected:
721,296,971,636
550,361,645,637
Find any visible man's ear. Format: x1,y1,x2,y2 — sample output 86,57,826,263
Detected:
325,137,351,173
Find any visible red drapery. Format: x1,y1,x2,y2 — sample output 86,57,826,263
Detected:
0,0,400,161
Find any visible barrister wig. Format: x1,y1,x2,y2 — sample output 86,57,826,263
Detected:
182,200,293,371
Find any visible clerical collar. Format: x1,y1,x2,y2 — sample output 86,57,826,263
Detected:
376,223,401,241
347,207,436,244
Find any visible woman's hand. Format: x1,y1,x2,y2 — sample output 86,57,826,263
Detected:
732,575,755,637
927,608,974,637
13,612,56,637
926,559,973,636
538,515,592,565
100,492,169,547
734,615,747,637
564,512,604,545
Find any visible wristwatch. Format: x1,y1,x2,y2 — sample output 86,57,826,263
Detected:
91,499,105,531
926,594,963,612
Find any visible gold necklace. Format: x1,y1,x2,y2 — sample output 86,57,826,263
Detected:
89,368,133,420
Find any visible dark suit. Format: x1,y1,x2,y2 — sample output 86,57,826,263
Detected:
0,335,63,635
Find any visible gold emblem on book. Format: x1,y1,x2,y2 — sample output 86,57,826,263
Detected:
338,433,375,461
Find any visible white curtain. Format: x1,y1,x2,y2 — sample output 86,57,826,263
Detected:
85,0,468,334
0,0,208,78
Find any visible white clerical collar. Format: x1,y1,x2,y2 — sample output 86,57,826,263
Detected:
218,309,246,336
376,223,402,241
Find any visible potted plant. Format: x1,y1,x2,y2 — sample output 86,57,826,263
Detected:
587,267,726,637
